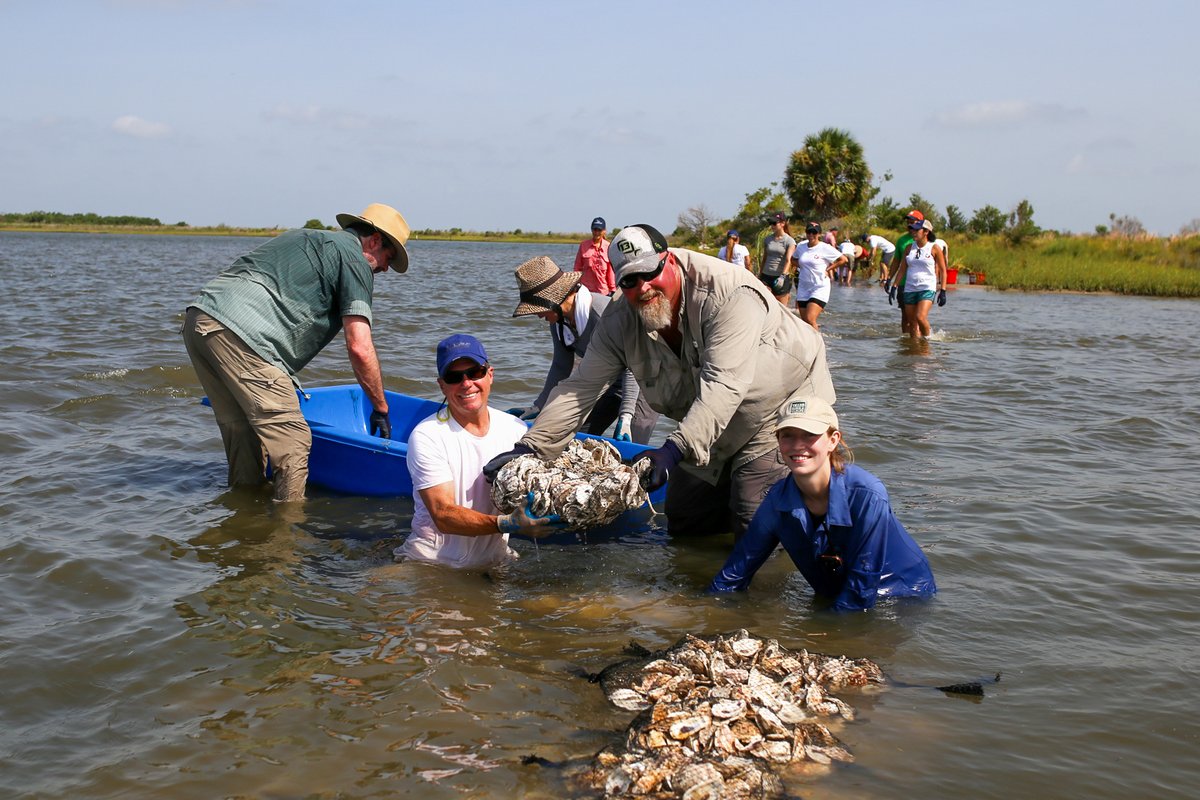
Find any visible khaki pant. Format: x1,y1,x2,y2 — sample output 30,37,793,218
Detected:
182,308,311,502
665,448,788,540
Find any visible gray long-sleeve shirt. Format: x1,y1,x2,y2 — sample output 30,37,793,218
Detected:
522,249,836,484
533,288,639,417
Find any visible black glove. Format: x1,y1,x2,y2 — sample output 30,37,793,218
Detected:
936,289,947,307
634,440,683,492
887,284,898,306
369,409,391,439
483,443,534,483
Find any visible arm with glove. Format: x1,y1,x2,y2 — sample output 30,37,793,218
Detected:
418,482,564,538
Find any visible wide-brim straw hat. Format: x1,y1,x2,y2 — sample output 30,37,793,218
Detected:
512,256,581,317
335,203,411,273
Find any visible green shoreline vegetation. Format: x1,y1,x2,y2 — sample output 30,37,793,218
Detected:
4,211,1199,298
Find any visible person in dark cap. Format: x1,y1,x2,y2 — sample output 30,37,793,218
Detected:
757,211,797,304
182,203,409,502
717,230,751,270
506,256,657,443
485,224,837,542
393,334,564,569
573,216,615,295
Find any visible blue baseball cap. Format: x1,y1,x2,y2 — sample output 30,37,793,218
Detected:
727,229,739,238
591,216,606,230
436,334,489,377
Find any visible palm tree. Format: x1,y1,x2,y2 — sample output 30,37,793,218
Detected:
784,128,873,221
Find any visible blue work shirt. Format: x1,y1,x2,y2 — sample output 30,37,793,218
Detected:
708,464,937,611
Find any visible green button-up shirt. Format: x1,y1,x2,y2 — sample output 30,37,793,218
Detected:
189,229,375,380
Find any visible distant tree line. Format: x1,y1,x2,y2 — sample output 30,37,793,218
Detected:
673,127,1195,253
1,211,165,226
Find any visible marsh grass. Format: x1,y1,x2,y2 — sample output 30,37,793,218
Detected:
951,234,1200,297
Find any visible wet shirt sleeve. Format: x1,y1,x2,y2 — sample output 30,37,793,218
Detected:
708,492,784,592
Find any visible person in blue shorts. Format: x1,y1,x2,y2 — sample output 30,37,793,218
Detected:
708,393,936,611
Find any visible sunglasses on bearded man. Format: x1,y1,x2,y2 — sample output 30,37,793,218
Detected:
617,253,668,290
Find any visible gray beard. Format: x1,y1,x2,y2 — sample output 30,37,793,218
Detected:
636,293,673,330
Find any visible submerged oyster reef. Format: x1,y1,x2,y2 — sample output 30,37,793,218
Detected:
580,630,884,799
491,438,649,528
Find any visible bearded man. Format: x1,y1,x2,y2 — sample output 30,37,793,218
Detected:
484,224,836,540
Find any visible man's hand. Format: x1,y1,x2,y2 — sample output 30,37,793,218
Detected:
497,491,567,537
887,284,898,306
613,413,633,442
369,409,391,439
483,443,534,483
633,440,682,492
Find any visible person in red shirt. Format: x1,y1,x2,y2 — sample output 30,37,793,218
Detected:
574,216,616,295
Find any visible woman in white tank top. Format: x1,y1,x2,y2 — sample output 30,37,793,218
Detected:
890,219,947,338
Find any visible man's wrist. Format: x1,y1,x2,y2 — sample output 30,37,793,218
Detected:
497,514,517,534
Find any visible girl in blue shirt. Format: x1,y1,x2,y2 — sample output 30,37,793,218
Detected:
708,395,936,611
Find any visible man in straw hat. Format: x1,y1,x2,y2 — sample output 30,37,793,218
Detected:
506,256,656,443
182,203,410,502
485,224,836,540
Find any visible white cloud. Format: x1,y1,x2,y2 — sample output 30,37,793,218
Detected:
111,115,170,138
933,100,1086,129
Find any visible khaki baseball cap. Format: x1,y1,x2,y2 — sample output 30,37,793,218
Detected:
776,394,839,434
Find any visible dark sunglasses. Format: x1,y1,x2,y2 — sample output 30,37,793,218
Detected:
617,254,668,290
441,364,489,384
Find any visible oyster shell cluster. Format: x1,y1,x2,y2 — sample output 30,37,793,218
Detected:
581,629,883,799
491,438,650,528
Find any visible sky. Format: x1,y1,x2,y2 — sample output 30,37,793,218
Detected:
3,0,1198,236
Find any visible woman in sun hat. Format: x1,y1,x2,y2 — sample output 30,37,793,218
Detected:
507,256,658,443
888,218,947,339
708,392,937,611
717,229,751,270
791,222,847,330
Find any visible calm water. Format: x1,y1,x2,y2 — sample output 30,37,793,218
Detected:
1,231,1198,799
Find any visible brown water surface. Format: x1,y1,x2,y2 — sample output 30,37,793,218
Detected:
1,232,1197,798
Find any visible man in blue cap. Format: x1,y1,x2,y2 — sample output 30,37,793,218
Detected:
394,334,563,568
573,216,615,295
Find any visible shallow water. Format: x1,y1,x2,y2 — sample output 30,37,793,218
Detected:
1,232,1198,799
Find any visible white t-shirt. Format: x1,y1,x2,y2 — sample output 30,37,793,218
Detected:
792,241,842,303
717,243,750,266
865,235,895,254
839,241,856,257
934,238,948,263
904,242,939,292
395,407,530,569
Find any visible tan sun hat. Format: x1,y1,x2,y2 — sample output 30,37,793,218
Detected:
512,256,582,317
776,393,839,434
336,203,411,273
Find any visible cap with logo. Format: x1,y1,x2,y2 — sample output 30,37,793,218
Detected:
436,334,489,378
776,393,839,434
609,224,670,283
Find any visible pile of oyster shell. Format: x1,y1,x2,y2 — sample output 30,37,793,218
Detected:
580,629,883,799
491,438,650,528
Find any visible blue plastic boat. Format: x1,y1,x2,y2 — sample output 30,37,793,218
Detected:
258,385,665,505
